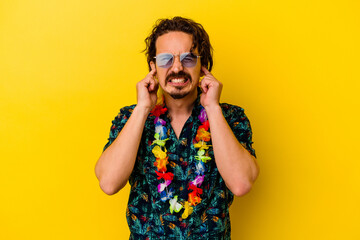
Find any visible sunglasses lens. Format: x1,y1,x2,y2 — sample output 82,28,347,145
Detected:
181,53,198,68
156,53,173,68
155,52,198,68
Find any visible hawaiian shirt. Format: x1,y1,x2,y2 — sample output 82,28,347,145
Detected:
103,90,256,240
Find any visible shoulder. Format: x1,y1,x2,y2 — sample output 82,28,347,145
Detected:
103,104,137,152
220,102,244,111
219,103,246,120
115,104,137,117
111,104,137,125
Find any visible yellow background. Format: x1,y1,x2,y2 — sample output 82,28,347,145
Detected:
1,0,359,239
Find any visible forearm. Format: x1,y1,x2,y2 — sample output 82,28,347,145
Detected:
95,106,150,195
205,104,259,196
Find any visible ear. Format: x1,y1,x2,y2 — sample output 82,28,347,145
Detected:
150,61,156,72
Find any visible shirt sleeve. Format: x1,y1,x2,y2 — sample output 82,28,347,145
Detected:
221,103,257,158
102,105,136,152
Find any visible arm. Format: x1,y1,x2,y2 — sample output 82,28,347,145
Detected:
95,106,150,195
95,67,158,195
205,105,259,196
200,66,259,197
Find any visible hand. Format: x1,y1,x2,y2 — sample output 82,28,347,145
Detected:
136,66,158,112
200,66,222,109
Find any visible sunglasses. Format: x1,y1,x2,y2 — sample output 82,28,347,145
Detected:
154,52,201,68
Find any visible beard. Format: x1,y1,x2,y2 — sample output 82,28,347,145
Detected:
169,90,190,99
165,71,192,99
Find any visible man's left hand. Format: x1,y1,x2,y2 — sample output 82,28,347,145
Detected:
200,66,223,109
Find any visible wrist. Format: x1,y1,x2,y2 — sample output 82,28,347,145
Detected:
134,105,152,117
204,103,222,116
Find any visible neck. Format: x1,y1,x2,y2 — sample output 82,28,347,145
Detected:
163,88,198,117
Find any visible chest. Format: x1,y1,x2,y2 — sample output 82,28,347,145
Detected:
169,116,190,140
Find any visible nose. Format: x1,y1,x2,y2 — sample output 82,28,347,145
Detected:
171,55,184,73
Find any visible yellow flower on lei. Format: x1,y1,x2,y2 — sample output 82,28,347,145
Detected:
181,201,193,219
194,141,211,150
152,145,167,159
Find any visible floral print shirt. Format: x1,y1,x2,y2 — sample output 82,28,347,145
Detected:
103,91,256,240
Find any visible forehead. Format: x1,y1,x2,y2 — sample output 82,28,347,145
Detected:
155,31,197,54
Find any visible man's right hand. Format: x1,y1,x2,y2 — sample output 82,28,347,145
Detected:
136,66,158,112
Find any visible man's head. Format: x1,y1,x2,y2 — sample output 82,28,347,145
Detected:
145,17,213,72
144,17,213,99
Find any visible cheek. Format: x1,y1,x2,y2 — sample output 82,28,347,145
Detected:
156,71,167,85
192,68,201,80
155,69,164,79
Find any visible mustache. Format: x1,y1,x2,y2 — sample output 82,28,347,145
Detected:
166,71,192,84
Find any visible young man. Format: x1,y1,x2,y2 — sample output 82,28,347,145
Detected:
95,17,259,239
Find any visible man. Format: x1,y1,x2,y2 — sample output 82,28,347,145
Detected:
95,16,259,239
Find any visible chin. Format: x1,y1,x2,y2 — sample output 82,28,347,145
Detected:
165,85,198,100
169,91,190,99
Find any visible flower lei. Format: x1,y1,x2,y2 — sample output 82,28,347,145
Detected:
150,100,212,219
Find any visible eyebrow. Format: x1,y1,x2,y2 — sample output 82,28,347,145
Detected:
156,51,198,56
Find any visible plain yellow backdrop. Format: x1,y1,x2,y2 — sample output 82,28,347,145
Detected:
1,0,359,239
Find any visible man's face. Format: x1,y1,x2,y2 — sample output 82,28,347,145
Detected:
150,31,202,99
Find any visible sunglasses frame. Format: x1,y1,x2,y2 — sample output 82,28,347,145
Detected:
153,52,201,69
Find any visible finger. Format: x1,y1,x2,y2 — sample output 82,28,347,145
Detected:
150,62,157,76
148,67,157,78
201,66,211,76
153,80,159,93
200,77,211,93
145,67,156,80
140,76,152,90
148,78,157,92
150,78,160,92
